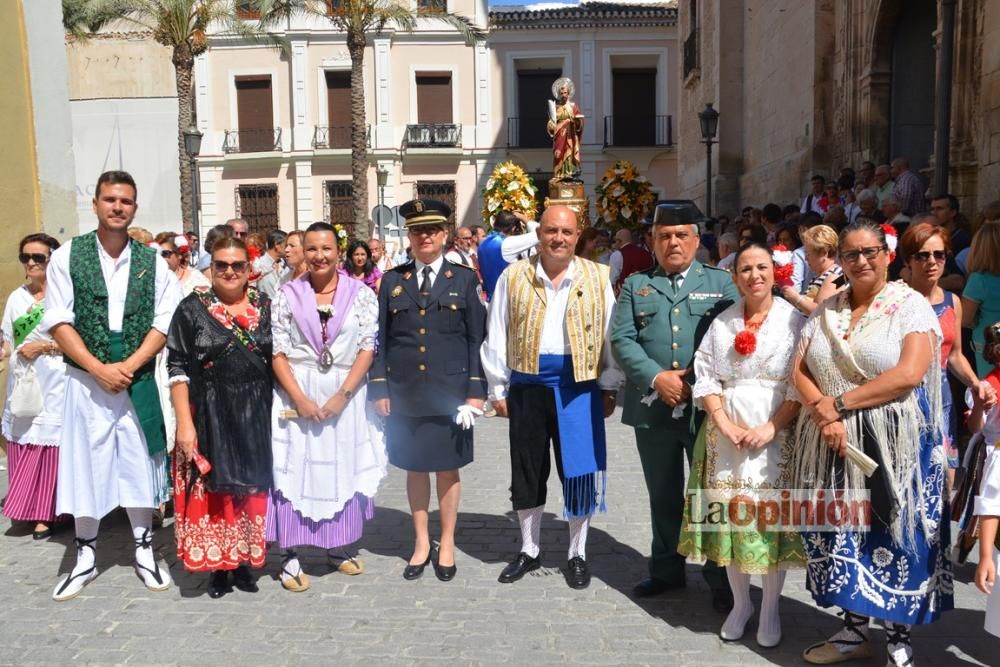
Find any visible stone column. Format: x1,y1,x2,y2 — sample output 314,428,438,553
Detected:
290,39,309,151
373,37,392,149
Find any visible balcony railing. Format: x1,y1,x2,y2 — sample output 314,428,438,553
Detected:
506,117,551,149
312,124,370,149
223,128,282,154
603,115,673,148
683,29,700,79
405,123,462,148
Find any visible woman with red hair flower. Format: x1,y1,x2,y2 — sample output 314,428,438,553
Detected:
679,242,805,648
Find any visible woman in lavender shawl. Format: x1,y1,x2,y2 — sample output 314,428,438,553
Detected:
267,222,387,592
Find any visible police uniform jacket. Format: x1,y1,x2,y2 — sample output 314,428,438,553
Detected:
369,259,487,417
610,260,738,428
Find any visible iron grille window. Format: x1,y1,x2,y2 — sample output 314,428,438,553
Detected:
325,181,356,237
415,181,457,227
236,184,279,235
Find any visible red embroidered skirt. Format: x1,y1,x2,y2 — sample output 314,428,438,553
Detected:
173,457,268,572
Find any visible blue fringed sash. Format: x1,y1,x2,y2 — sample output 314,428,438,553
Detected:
511,354,607,517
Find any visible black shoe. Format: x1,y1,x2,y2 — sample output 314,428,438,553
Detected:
32,527,53,540
232,565,258,593
498,552,541,584
632,577,684,597
207,570,230,599
565,556,590,589
712,587,735,613
403,552,431,581
433,558,457,582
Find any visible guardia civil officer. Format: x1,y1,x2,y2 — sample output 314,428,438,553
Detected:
369,199,487,583
610,203,737,611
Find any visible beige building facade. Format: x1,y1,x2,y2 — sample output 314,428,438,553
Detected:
678,0,1000,218
192,1,677,240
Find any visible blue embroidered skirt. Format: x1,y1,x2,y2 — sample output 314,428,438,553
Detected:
802,387,954,625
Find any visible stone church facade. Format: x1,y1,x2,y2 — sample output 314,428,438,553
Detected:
677,0,1000,218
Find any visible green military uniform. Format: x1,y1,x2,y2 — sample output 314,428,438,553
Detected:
611,257,737,588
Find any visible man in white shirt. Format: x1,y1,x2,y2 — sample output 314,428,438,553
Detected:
253,229,287,277
481,205,622,590
444,226,477,269
368,237,394,272
800,175,826,214
715,232,738,270
42,170,181,601
872,164,895,207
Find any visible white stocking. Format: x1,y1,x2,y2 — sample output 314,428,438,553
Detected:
720,566,753,640
72,516,99,574
517,506,543,558
126,507,156,571
567,515,591,560
758,569,786,646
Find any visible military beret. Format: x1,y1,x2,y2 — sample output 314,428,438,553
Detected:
400,198,451,228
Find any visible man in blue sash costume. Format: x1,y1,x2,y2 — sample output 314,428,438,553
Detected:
481,204,622,589
42,171,181,600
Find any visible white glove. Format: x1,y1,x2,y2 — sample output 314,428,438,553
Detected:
454,404,484,430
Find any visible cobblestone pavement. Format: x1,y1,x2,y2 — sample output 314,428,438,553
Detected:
0,410,994,666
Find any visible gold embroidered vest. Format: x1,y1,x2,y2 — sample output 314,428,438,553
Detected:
505,256,609,382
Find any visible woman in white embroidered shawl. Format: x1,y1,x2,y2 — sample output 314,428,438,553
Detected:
678,243,805,648
791,222,953,667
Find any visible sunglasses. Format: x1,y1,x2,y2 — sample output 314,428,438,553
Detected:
840,246,886,263
911,250,947,263
160,249,175,258
212,260,249,274
233,231,248,238
19,252,48,265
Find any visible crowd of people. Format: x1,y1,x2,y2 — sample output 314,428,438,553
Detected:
1,166,999,667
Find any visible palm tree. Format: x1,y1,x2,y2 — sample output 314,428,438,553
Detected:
63,0,293,231
303,0,485,236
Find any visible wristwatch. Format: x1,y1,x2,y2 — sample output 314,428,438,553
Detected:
340,388,354,400
834,393,849,415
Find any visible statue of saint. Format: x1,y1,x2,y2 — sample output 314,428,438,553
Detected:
546,77,584,182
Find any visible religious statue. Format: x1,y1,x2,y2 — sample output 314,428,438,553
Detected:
546,77,584,182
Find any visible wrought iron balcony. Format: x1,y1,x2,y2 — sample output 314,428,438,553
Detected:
683,29,700,79
223,128,282,154
603,115,673,148
506,117,552,149
312,124,370,150
404,123,462,148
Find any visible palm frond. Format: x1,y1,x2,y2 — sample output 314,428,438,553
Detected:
425,11,486,43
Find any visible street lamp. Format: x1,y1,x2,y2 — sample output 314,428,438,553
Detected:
376,164,389,238
183,125,204,238
698,103,719,218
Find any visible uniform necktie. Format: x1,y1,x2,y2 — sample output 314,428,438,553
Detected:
420,266,432,296
668,272,680,295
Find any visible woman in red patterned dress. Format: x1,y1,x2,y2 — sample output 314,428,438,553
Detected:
166,237,274,598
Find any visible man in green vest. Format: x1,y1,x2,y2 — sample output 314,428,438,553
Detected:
611,203,738,611
42,170,182,601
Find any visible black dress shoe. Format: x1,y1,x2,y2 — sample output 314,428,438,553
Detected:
232,565,258,593
632,577,684,597
207,570,230,599
498,552,542,584
32,527,53,540
565,556,590,589
403,553,431,581
712,587,735,612
433,560,457,582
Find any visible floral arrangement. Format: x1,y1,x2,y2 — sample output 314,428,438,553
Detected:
595,160,656,232
331,223,349,252
481,161,538,229
770,244,795,288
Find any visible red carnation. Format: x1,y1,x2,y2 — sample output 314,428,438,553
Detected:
235,315,250,330
773,263,795,287
734,330,757,356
